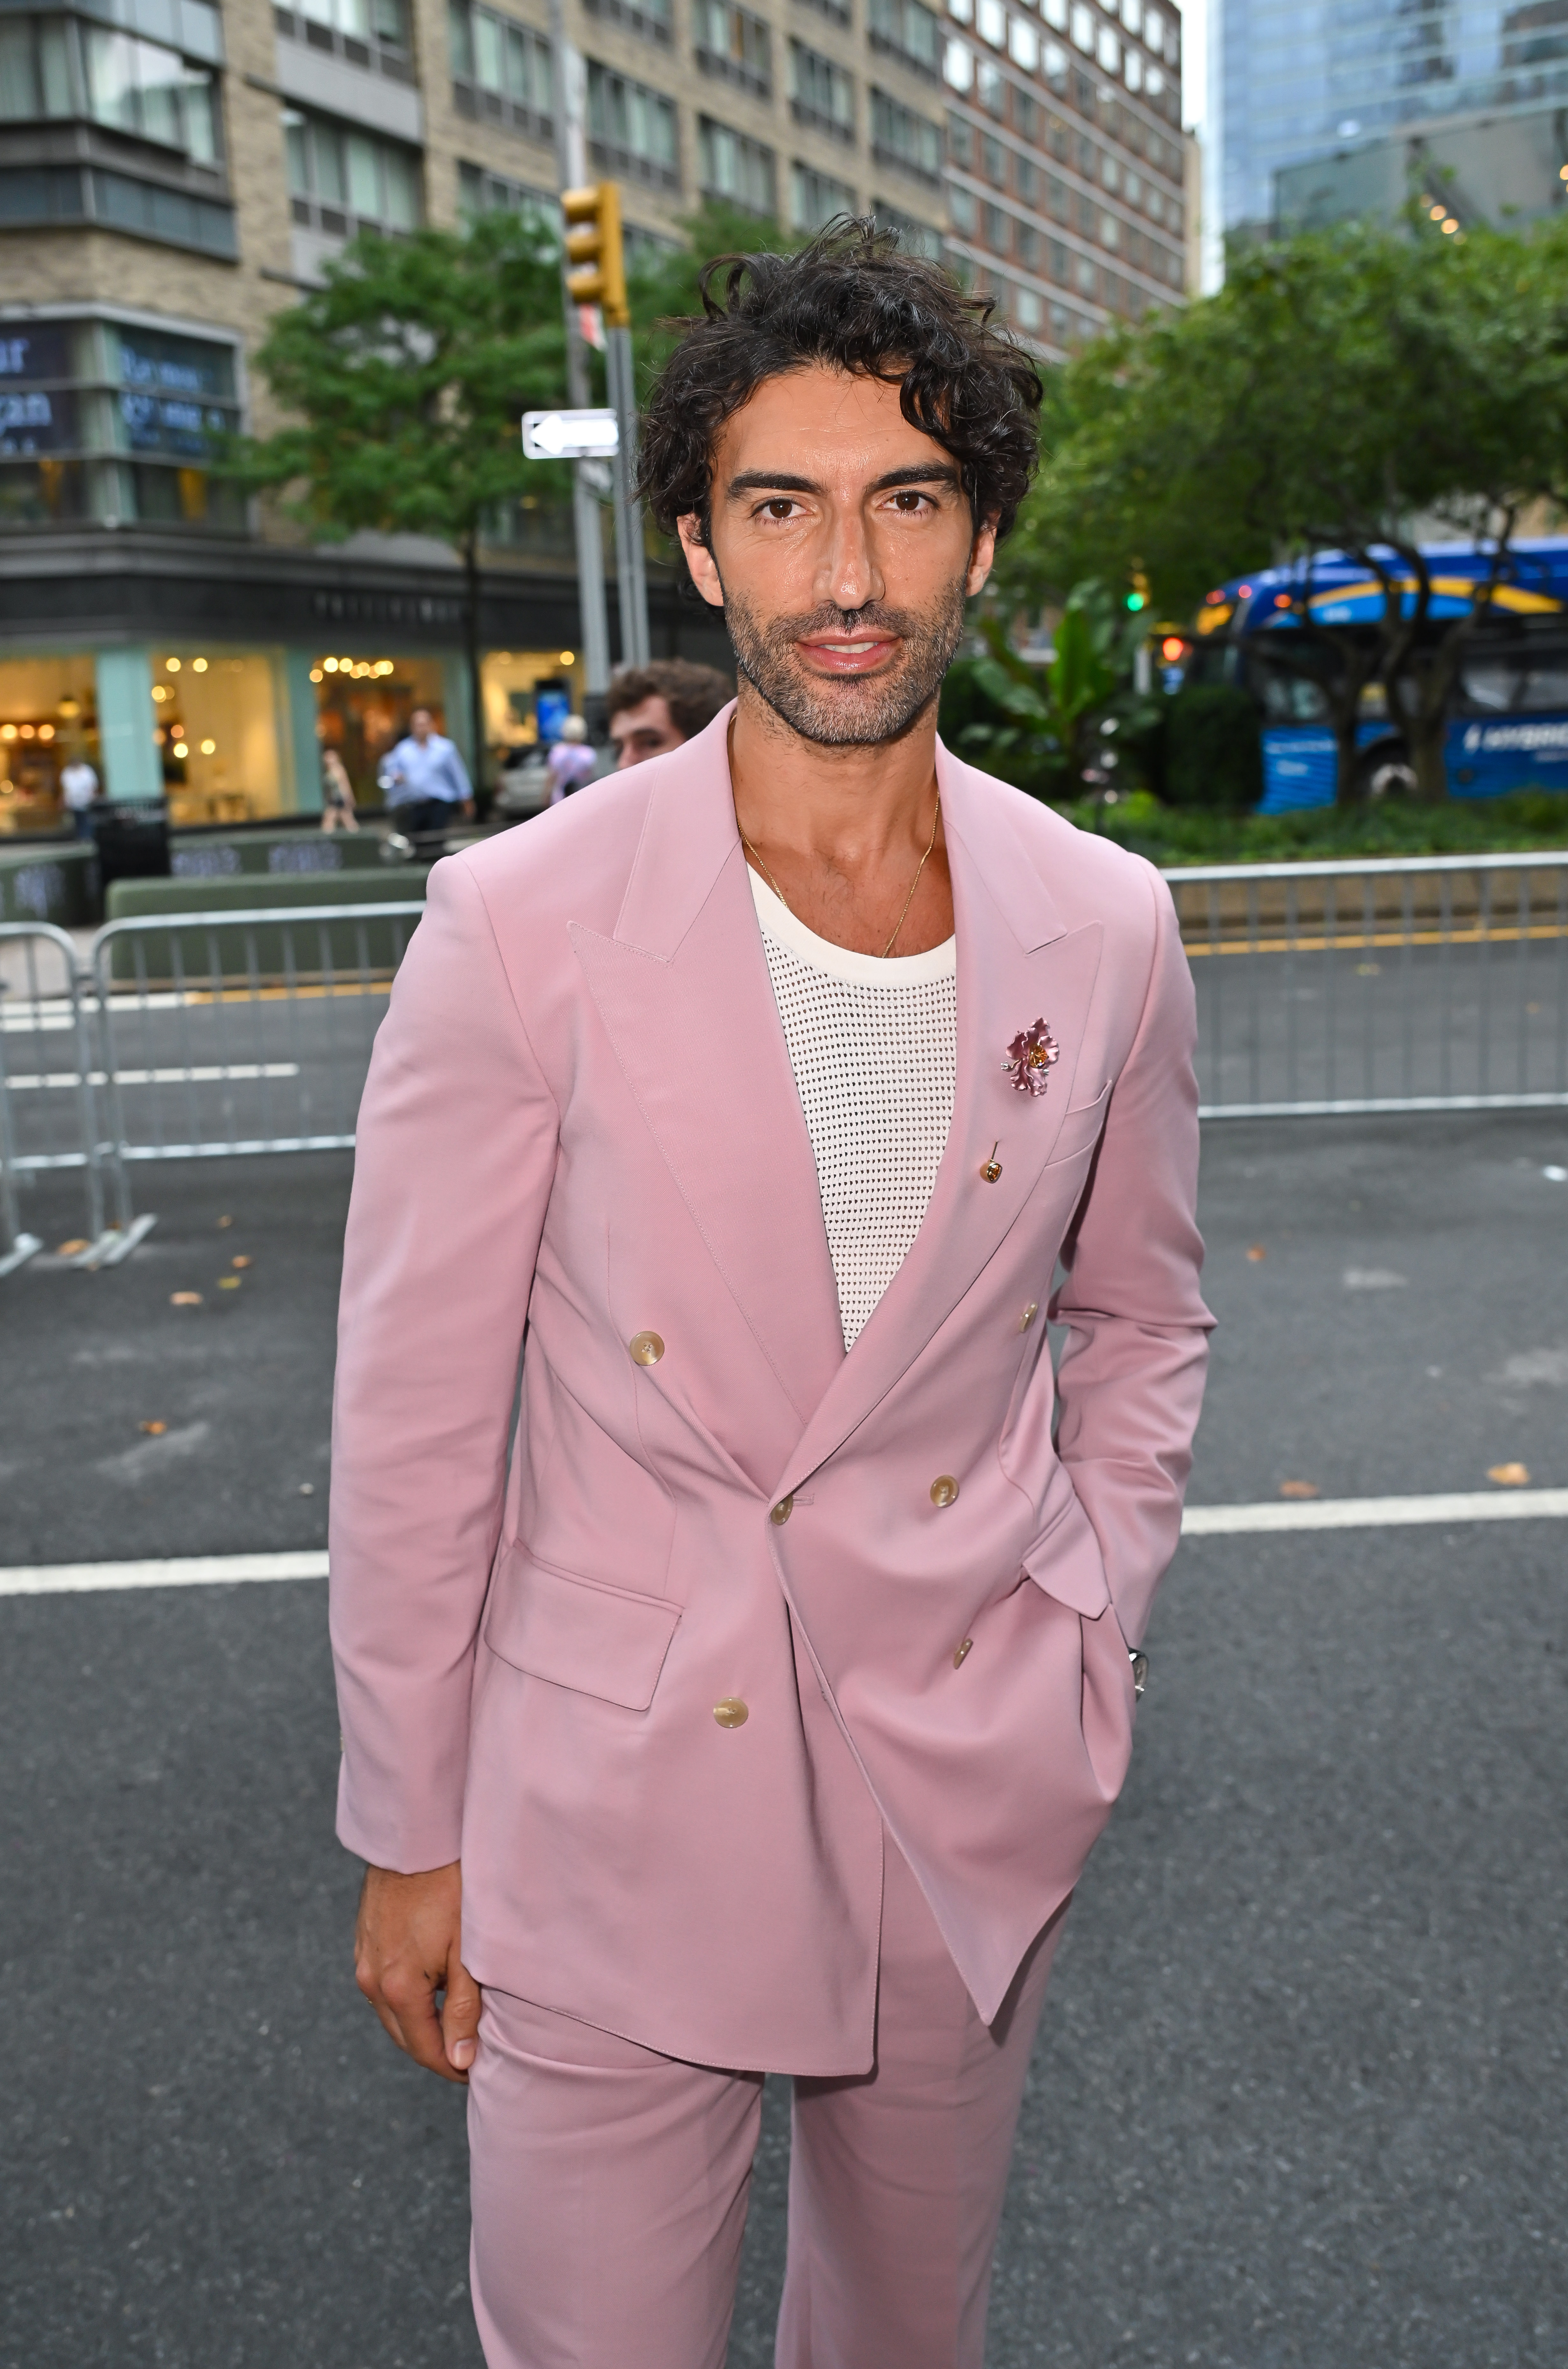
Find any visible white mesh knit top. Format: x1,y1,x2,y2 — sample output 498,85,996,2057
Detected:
749,866,957,1351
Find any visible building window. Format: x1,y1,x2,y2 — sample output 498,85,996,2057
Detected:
1007,15,1038,70
942,35,972,90
946,110,972,165
81,26,220,162
284,108,422,231
980,197,1006,250
791,40,853,137
1016,218,1038,268
976,56,1003,113
981,131,1003,180
587,61,679,187
870,87,940,180
794,0,850,26
0,17,73,120
449,2,552,139
457,159,551,215
1014,153,1037,204
584,0,672,44
870,194,939,253
0,313,244,533
867,0,939,76
791,159,853,230
697,119,775,212
947,181,975,234
693,0,771,94
275,0,411,81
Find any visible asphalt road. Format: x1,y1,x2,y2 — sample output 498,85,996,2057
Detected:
2,1114,1567,2367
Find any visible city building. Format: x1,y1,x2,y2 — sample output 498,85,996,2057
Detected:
0,0,1188,824
1217,0,1568,238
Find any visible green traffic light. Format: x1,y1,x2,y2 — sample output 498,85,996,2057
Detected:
1126,592,1146,610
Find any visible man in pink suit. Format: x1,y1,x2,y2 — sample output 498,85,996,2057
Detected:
332,223,1212,2368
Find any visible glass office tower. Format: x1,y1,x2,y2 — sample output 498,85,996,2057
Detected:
1218,0,1568,232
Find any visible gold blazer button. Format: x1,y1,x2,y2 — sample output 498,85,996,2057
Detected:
953,1638,973,1668
628,1331,665,1366
1019,1302,1039,1332
770,1495,794,1525
930,1475,960,1508
713,1697,749,1728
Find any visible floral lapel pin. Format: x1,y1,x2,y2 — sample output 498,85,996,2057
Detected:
1002,1017,1060,1097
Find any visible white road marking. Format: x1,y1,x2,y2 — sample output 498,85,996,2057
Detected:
4,1488,1568,1595
0,1551,328,1596
5,1064,299,1090
1182,1490,1568,1536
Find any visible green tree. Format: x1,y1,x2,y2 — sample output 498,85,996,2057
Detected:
943,581,1157,806
1001,217,1568,803
240,209,569,789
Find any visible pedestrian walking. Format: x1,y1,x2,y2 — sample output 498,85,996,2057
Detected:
59,754,99,840
320,746,358,832
333,222,1212,2369
378,706,473,836
545,714,597,802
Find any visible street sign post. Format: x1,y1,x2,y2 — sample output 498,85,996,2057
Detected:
521,408,620,461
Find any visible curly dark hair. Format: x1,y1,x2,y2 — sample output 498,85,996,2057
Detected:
636,219,1043,547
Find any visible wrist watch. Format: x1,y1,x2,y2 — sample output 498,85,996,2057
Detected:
1128,1648,1149,1700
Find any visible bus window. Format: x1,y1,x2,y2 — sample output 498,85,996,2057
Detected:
1462,643,1568,714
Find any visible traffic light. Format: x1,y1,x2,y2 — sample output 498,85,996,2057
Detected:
1126,566,1150,614
561,182,628,329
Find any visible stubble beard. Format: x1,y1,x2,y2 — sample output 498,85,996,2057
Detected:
721,578,969,749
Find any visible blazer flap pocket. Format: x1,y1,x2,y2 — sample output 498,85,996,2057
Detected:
484,1547,681,1711
1045,1082,1111,1167
1022,1480,1111,1617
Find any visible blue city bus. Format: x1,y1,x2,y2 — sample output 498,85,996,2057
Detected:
1184,538,1568,810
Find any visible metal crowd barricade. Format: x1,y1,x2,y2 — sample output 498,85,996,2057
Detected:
0,920,147,1274
89,902,426,1163
1162,851,1568,1117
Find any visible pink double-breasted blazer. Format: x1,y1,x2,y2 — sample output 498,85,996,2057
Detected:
330,709,1212,2076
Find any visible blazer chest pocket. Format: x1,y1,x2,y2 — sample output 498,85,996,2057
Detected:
483,1545,681,1711
1044,1081,1111,1168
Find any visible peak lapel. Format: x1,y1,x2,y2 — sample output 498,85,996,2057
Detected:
780,751,1104,1492
571,716,845,1431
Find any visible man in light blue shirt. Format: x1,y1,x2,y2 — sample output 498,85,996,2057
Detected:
380,708,474,837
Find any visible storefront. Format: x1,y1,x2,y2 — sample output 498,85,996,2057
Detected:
0,513,733,832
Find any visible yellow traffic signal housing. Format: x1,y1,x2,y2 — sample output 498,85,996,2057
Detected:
561,181,628,329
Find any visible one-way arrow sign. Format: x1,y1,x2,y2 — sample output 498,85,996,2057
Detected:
521,407,620,460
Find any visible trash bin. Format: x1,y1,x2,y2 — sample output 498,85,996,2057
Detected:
93,802,170,896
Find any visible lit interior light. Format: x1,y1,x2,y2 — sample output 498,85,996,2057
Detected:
323,657,339,673
310,667,324,683
192,656,209,673
172,741,190,758
0,724,15,741
152,684,169,702
353,662,370,679
19,723,34,738
153,728,166,746
200,738,216,754
57,698,80,719
376,659,393,675
559,651,575,666
339,658,353,670
1429,204,1445,219
38,723,54,740
166,656,181,673
1442,219,1459,234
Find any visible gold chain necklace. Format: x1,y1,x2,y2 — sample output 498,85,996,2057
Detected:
739,789,941,961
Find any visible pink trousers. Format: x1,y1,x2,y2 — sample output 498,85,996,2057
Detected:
467,1841,1064,2369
